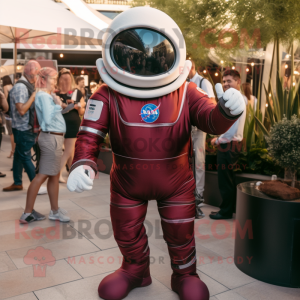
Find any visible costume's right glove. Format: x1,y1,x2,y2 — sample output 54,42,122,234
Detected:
215,83,245,116
67,165,95,193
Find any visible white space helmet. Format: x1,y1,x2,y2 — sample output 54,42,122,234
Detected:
97,6,191,98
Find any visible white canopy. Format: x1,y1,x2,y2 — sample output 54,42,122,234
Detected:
61,0,112,31
0,0,111,77
0,0,109,48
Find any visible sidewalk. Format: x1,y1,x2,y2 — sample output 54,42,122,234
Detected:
0,135,299,300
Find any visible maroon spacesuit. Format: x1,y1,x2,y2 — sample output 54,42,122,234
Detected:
69,80,241,300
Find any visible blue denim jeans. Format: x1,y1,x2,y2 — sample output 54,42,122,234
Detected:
12,128,37,185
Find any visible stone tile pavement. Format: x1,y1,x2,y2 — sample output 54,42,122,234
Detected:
0,135,299,299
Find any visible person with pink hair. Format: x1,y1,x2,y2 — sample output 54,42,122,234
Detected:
55,68,86,183
19,67,69,224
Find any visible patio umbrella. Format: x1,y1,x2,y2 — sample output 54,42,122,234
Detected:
0,0,109,78
61,0,112,31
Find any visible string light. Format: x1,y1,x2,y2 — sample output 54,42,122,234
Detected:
266,104,268,107
60,54,64,58
293,82,296,86
269,93,271,97
251,62,255,67
220,60,224,64
285,54,290,59
215,72,218,76
81,70,84,74
285,64,288,69
203,70,207,74
246,68,249,72
232,66,235,70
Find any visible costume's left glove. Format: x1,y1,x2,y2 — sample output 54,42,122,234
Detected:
215,83,245,116
67,165,95,193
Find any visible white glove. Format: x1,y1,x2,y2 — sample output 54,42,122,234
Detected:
67,165,95,193
215,83,246,116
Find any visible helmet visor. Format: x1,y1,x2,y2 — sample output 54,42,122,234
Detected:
111,28,176,76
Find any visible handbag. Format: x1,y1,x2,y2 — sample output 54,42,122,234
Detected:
32,136,41,174
0,111,5,126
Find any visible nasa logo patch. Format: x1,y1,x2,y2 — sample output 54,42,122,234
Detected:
196,87,208,95
140,103,160,123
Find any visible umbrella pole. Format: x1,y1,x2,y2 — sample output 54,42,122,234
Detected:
0,43,1,85
14,40,17,82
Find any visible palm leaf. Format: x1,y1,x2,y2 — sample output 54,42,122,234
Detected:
264,84,275,126
276,71,283,113
292,92,299,117
246,118,255,151
254,116,270,137
274,72,284,122
269,79,280,122
287,88,294,119
293,74,300,99
283,89,288,118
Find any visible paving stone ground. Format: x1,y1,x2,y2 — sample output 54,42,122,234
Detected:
0,135,299,299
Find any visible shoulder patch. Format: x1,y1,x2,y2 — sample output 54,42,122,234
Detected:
196,87,208,95
84,99,103,121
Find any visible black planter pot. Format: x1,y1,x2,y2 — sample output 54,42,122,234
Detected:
203,171,271,207
235,182,300,287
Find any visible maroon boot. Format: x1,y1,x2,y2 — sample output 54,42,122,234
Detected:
98,258,151,300
171,264,209,300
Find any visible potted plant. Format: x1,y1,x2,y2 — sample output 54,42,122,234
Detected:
266,115,300,187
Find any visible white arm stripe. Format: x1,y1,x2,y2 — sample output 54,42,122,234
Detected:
79,126,106,138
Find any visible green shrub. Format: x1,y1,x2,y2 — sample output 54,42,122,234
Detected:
266,115,300,170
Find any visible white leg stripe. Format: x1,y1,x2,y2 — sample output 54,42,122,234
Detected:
161,217,195,224
159,203,194,209
178,256,196,270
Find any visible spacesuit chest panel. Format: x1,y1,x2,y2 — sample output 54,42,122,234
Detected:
108,82,191,160
112,83,188,127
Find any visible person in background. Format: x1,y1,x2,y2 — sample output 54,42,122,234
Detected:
56,68,86,183
210,70,247,220
0,90,8,177
242,82,257,111
3,60,47,194
20,67,69,223
188,60,216,218
2,75,15,158
0,90,7,148
14,73,22,84
76,76,88,102
90,80,98,94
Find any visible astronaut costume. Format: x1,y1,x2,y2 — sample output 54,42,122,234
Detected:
67,7,245,300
